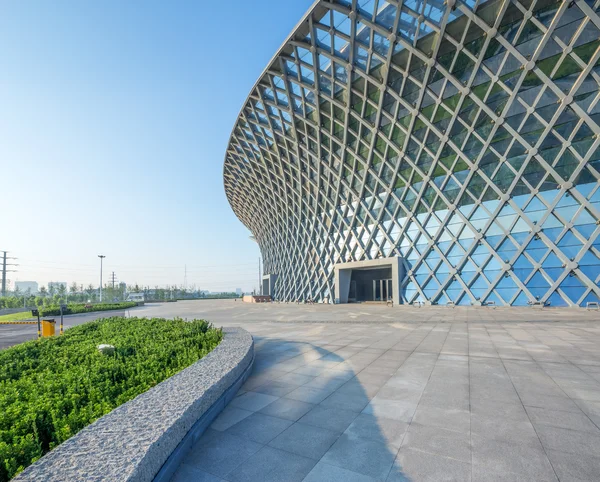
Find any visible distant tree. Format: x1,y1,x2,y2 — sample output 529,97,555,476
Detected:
48,283,56,297
70,282,78,294
57,284,67,301
39,286,48,298
85,284,95,301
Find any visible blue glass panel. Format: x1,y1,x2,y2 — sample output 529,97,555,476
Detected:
484,270,502,285
484,292,502,305
575,223,596,239
581,292,600,305
541,227,563,243
511,231,530,244
579,265,598,284
447,290,462,301
547,290,568,307
579,250,600,266
525,271,550,298
559,274,587,302
512,291,531,306
471,274,489,290
485,257,502,271
542,252,563,268
485,235,505,248
496,288,517,303
543,268,563,282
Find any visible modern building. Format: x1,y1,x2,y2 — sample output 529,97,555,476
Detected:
224,0,600,306
14,281,38,294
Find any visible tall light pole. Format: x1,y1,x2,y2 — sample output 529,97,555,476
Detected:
98,255,106,302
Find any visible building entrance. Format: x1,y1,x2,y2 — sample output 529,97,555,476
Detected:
348,267,392,302
334,256,403,306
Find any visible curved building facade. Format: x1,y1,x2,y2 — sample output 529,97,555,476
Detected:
224,0,600,306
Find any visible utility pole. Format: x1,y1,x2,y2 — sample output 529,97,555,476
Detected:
0,251,18,297
98,255,106,302
184,265,187,291
109,272,117,289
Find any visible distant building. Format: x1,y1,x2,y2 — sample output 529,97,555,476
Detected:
236,288,242,295
15,281,38,294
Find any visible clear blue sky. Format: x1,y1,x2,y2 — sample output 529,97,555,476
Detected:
0,0,314,292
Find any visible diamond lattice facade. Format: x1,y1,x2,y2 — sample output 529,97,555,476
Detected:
224,0,600,306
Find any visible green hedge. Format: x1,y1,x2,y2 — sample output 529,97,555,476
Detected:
0,317,223,481
39,302,138,317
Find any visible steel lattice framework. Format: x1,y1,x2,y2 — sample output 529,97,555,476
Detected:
224,0,600,306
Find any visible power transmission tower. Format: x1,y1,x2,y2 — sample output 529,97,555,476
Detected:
0,251,18,297
109,272,118,289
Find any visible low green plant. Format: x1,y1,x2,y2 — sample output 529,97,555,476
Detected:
0,317,222,481
39,302,138,317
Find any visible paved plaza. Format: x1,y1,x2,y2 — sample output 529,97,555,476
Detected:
136,301,600,482
4,300,600,480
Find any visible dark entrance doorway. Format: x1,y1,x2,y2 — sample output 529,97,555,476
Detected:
349,267,393,302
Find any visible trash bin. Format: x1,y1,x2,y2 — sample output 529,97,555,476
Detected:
42,319,56,337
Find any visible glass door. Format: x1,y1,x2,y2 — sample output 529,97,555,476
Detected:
373,279,392,301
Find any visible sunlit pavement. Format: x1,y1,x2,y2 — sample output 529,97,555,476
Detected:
128,301,600,481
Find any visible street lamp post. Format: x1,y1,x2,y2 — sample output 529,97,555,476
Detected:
98,255,106,302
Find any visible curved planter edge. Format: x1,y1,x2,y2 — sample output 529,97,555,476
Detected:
14,327,254,482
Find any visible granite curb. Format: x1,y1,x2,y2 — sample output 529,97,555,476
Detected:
13,327,254,482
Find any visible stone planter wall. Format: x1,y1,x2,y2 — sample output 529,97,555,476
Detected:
14,327,254,482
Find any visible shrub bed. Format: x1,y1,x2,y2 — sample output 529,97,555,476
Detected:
39,302,138,317
0,317,223,481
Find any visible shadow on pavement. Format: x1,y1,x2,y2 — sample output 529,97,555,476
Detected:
170,336,411,481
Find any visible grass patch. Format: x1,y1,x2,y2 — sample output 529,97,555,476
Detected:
0,317,223,481
0,312,33,322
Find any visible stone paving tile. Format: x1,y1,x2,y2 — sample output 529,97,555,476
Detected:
411,406,470,434
400,423,471,463
284,385,334,404
470,434,557,481
545,448,600,482
321,433,397,480
344,413,408,449
389,448,471,482
297,405,358,433
225,446,316,482
258,397,315,421
320,389,372,413
225,412,292,444
251,379,298,397
362,397,418,423
181,429,261,478
525,405,600,433
170,463,225,482
470,413,540,447
535,424,600,457
228,391,278,412
209,406,253,432
268,422,340,460
303,461,377,482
